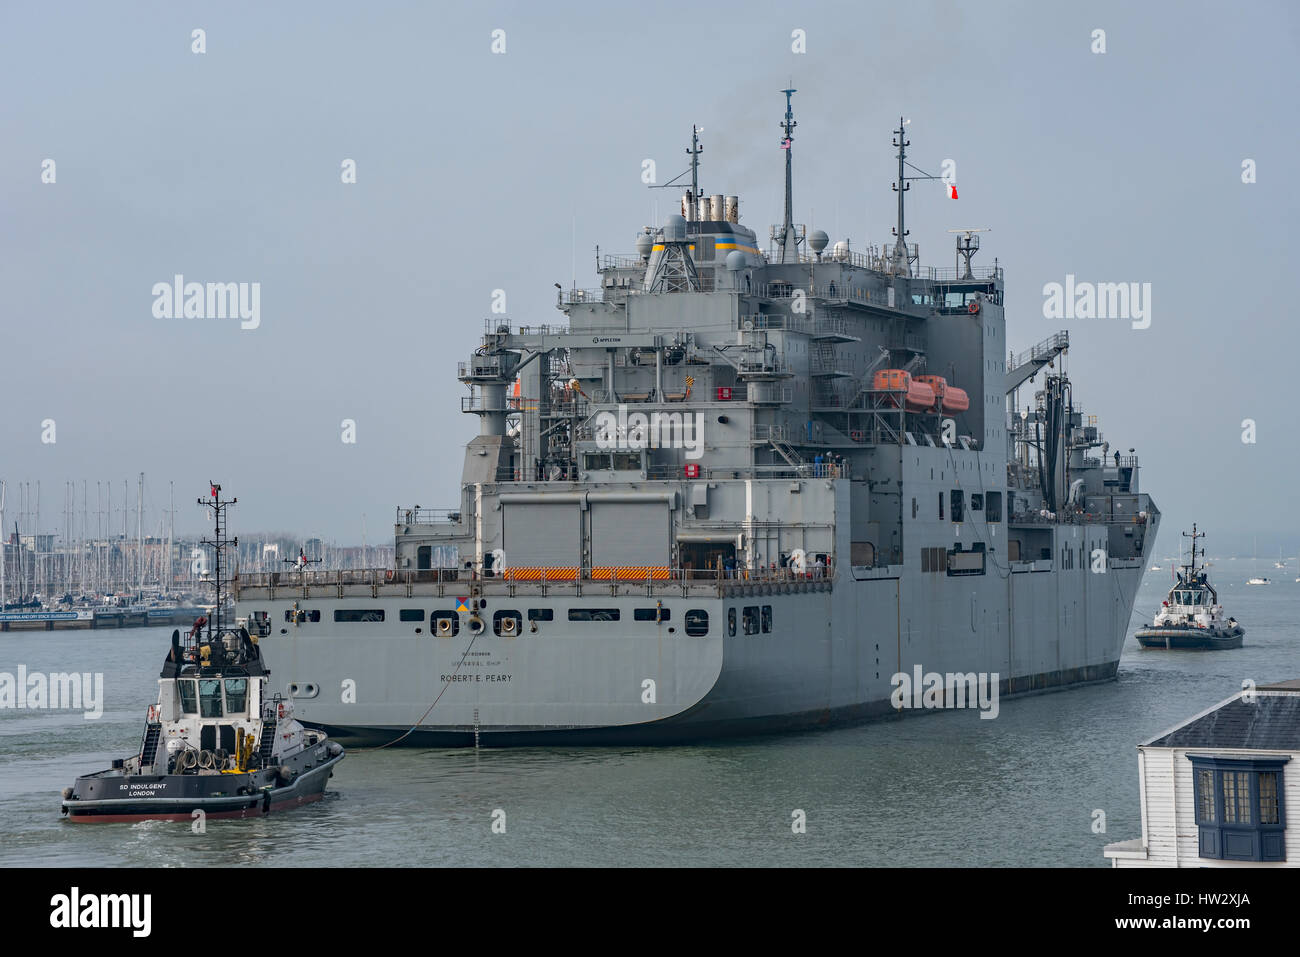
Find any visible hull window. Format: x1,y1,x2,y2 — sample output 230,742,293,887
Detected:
684,610,709,637
569,608,621,622
399,608,424,622
527,609,554,622
334,609,385,623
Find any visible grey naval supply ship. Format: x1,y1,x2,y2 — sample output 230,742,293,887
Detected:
236,94,1160,745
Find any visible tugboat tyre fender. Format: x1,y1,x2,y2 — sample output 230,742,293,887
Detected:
277,765,296,784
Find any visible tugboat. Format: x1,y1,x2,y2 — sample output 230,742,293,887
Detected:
60,484,344,822
1135,525,1244,650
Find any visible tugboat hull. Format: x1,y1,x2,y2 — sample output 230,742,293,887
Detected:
1134,626,1244,650
61,750,342,823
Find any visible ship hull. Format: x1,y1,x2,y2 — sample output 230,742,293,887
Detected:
241,552,1150,746
61,752,342,822
1134,626,1244,651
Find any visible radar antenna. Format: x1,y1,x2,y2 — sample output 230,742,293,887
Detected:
946,227,990,279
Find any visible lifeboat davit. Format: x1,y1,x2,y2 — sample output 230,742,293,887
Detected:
915,375,969,414
871,370,935,413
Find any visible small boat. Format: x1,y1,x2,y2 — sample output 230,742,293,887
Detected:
1149,565,1161,571
61,484,344,822
1247,577,1270,585
1136,524,1244,650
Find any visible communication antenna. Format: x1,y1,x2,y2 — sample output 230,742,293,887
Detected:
946,227,990,279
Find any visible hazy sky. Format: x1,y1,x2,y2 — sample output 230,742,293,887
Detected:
3,1,1297,560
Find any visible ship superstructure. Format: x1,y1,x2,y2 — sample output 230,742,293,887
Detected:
235,97,1159,744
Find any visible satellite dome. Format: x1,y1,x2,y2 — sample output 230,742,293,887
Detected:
832,239,851,260
725,250,746,272
663,214,687,242
634,230,654,259
809,230,829,255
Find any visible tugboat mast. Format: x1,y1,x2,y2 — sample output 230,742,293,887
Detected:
197,483,237,642
1183,523,1205,577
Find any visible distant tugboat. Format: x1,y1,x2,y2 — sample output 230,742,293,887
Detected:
61,484,344,822
1135,525,1244,650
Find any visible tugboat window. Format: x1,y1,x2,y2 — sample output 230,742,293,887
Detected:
224,678,248,713
177,679,197,715
198,679,224,718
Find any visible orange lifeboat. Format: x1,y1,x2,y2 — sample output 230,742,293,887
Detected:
915,375,969,414
871,369,936,413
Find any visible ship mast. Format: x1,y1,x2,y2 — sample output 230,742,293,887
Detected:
197,483,237,641
891,116,910,274
777,88,798,263
1183,524,1204,577
687,125,702,220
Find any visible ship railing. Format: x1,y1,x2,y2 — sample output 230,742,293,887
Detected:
1010,511,1150,526
601,254,645,270
644,463,844,481
917,265,1002,282
232,562,841,592
396,507,467,526
1009,332,1069,371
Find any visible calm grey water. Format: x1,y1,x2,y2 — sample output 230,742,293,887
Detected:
2,572,1294,867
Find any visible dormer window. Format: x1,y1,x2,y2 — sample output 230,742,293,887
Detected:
1189,755,1288,862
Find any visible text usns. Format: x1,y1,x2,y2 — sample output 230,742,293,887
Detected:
152,274,260,329
1042,274,1151,329
50,888,150,938
890,666,1000,719
0,666,103,719
593,405,705,459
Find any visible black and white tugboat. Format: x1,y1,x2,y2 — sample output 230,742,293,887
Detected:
60,484,344,822
1135,525,1244,650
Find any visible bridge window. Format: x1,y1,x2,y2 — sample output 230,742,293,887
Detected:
224,678,248,713
198,678,223,718
684,609,709,637
177,679,197,715
583,453,612,471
